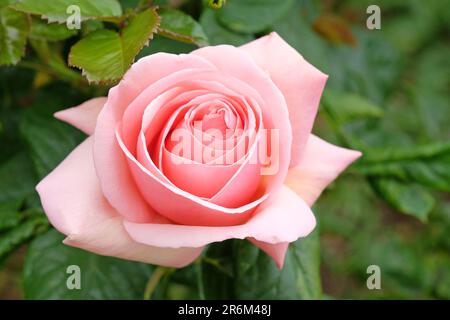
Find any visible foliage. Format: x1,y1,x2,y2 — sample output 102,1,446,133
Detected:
0,0,448,300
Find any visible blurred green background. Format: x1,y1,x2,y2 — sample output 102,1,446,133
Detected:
0,0,449,299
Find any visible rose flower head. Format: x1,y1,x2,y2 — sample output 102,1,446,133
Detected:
37,33,361,268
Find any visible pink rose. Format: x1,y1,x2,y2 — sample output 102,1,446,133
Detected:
36,33,361,268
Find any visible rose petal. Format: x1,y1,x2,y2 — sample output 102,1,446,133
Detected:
54,97,107,135
123,185,316,247
248,239,289,269
285,134,362,206
117,129,266,226
94,54,215,222
240,32,328,166
192,45,292,192
36,137,201,267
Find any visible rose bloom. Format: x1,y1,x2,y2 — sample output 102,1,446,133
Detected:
37,33,361,268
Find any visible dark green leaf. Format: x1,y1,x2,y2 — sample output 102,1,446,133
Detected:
201,242,234,299
200,9,253,46
23,229,154,299
0,152,36,204
0,200,22,231
138,35,196,57
12,0,123,23
159,9,208,47
0,213,48,261
217,0,294,33
69,8,160,83
290,230,322,299
372,178,435,222
234,230,322,299
272,1,328,71
20,102,85,179
0,6,29,65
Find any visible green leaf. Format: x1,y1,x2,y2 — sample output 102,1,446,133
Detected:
69,29,122,82
138,35,196,57
217,0,294,33
234,230,322,299
272,1,328,71
290,230,322,299
412,44,450,140
0,152,36,205
23,229,154,299
30,17,77,41
357,142,450,192
0,200,22,231
0,6,29,65
119,0,140,10
20,102,85,179
201,242,234,299
372,178,435,222
321,90,384,124
121,8,159,65
159,9,209,47
200,9,253,46
69,8,160,83
11,0,123,23
0,213,48,261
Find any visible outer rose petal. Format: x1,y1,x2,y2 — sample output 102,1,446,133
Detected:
285,134,362,206
248,240,289,269
36,137,202,267
123,186,316,248
54,97,107,135
240,32,328,166
252,135,361,269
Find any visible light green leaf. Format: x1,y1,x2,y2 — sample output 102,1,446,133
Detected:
69,8,160,83
372,178,435,222
159,9,209,47
11,0,122,23
30,17,77,41
322,90,384,124
69,29,122,82
200,9,253,46
23,229,154,299
0,6,29,65
217,0,294,33
234,230,322,299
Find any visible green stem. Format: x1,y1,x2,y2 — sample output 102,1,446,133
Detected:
143,266,170,300
29,39,86,89
196,258,205,300
19,61,56,76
